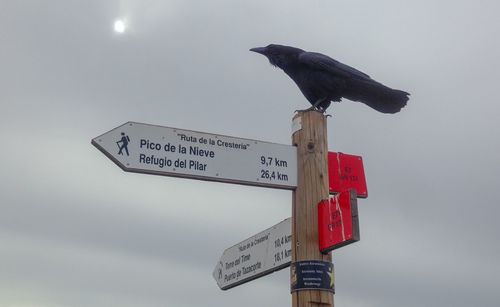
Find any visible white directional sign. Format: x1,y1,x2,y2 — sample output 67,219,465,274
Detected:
92,122,297,189
213,218,292,290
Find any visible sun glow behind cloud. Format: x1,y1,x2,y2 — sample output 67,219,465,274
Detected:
113,19,126,33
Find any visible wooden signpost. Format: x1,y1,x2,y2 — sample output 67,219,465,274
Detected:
93,111,369,307
291,111,334,306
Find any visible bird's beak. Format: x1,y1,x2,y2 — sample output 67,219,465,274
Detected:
250,47,267,55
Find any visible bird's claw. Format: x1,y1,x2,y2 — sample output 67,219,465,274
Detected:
295,106,326,114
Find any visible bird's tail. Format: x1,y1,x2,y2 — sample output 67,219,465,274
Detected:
344,79,410,114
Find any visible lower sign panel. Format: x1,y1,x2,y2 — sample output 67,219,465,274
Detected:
213,218,292,290
318,190,360,253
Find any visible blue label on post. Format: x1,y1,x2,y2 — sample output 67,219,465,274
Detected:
290,260,334,293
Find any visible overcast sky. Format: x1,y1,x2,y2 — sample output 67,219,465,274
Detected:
1,0,499,306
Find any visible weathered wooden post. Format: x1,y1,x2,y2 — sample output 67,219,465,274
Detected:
291,110,333,307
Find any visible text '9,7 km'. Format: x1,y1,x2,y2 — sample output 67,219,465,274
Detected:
260,155,291,183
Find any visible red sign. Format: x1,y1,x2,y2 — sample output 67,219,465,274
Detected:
328,152,368,198
318,190,360,253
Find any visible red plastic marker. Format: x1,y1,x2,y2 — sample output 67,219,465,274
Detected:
328,152,368,198
318,190,360,253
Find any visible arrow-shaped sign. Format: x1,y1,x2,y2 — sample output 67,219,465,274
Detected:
213,218,292,290
92,122,297,189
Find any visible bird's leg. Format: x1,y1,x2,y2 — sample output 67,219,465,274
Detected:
322,103,334,117
313,99,329,113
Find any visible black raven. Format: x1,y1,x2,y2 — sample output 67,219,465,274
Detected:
250,44,409,113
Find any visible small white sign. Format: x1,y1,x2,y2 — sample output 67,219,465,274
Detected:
213,218,292,290
92,122,297,189
291,116,302,134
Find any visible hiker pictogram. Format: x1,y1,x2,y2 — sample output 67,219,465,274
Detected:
117,132,130,156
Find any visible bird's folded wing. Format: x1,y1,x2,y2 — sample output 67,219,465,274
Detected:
298,52,371,80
